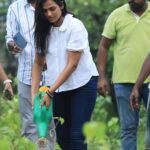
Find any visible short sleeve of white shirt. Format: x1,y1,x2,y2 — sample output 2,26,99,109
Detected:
67,19,87,52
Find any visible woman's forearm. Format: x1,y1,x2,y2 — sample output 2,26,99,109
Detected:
31,64,42,95
31,54,45,99
49,51,81,93
50,64,77,93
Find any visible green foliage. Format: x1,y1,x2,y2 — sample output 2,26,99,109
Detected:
83,96,147,150
0,95,146,149
92,96,114,121
54,117,65,125
0,96,62,150
83,121,106,144
0,96,36,150
55,143,62,150
67,0,126,59
83,96,120,150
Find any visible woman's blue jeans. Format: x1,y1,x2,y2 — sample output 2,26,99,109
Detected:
114,83,149,150
53,76,97,150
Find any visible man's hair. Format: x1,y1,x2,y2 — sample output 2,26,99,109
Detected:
34,0,68,55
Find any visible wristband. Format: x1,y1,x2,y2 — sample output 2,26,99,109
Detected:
46,90,54,99
3,79,12,85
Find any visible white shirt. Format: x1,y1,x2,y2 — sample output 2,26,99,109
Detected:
5,0,49,85
46,14,98,92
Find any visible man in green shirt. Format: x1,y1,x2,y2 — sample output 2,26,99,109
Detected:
97,0,150,150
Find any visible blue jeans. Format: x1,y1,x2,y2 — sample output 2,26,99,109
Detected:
53,76,98,150
114,83,149,150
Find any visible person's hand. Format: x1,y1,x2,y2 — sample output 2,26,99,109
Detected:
130,87,139,111
7,40,22,54
3,82,13,99
40,94,51,109
97,77,109,97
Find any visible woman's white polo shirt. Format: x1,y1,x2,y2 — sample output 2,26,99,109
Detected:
46,14,98,92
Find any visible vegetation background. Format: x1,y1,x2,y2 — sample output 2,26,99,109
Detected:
0,0,148,149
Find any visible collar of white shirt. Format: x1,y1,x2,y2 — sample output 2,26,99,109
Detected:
56,14,73,32
23,0,28,6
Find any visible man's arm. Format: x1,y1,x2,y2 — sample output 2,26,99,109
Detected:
130,52,150,109
97,36,112,97
134,53,150,88
6,5,22,54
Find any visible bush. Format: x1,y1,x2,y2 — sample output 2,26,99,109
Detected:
0,96,36,150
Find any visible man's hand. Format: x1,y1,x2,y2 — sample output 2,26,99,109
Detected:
3,82,13,99
7,41,22,54
130,87,139,111
97,77,109,97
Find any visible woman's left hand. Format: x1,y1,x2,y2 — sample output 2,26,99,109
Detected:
40,94,51,109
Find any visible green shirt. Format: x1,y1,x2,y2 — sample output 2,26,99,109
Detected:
102,3,150,83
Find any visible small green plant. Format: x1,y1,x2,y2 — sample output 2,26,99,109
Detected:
0,96,36,150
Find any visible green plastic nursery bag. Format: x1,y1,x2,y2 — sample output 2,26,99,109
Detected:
33,91,53,138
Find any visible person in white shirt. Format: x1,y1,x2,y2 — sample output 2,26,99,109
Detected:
0,64,13,97
31,0,98,150
5,0,55,149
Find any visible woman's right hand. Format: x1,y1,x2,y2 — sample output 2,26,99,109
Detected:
40,94,51,109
